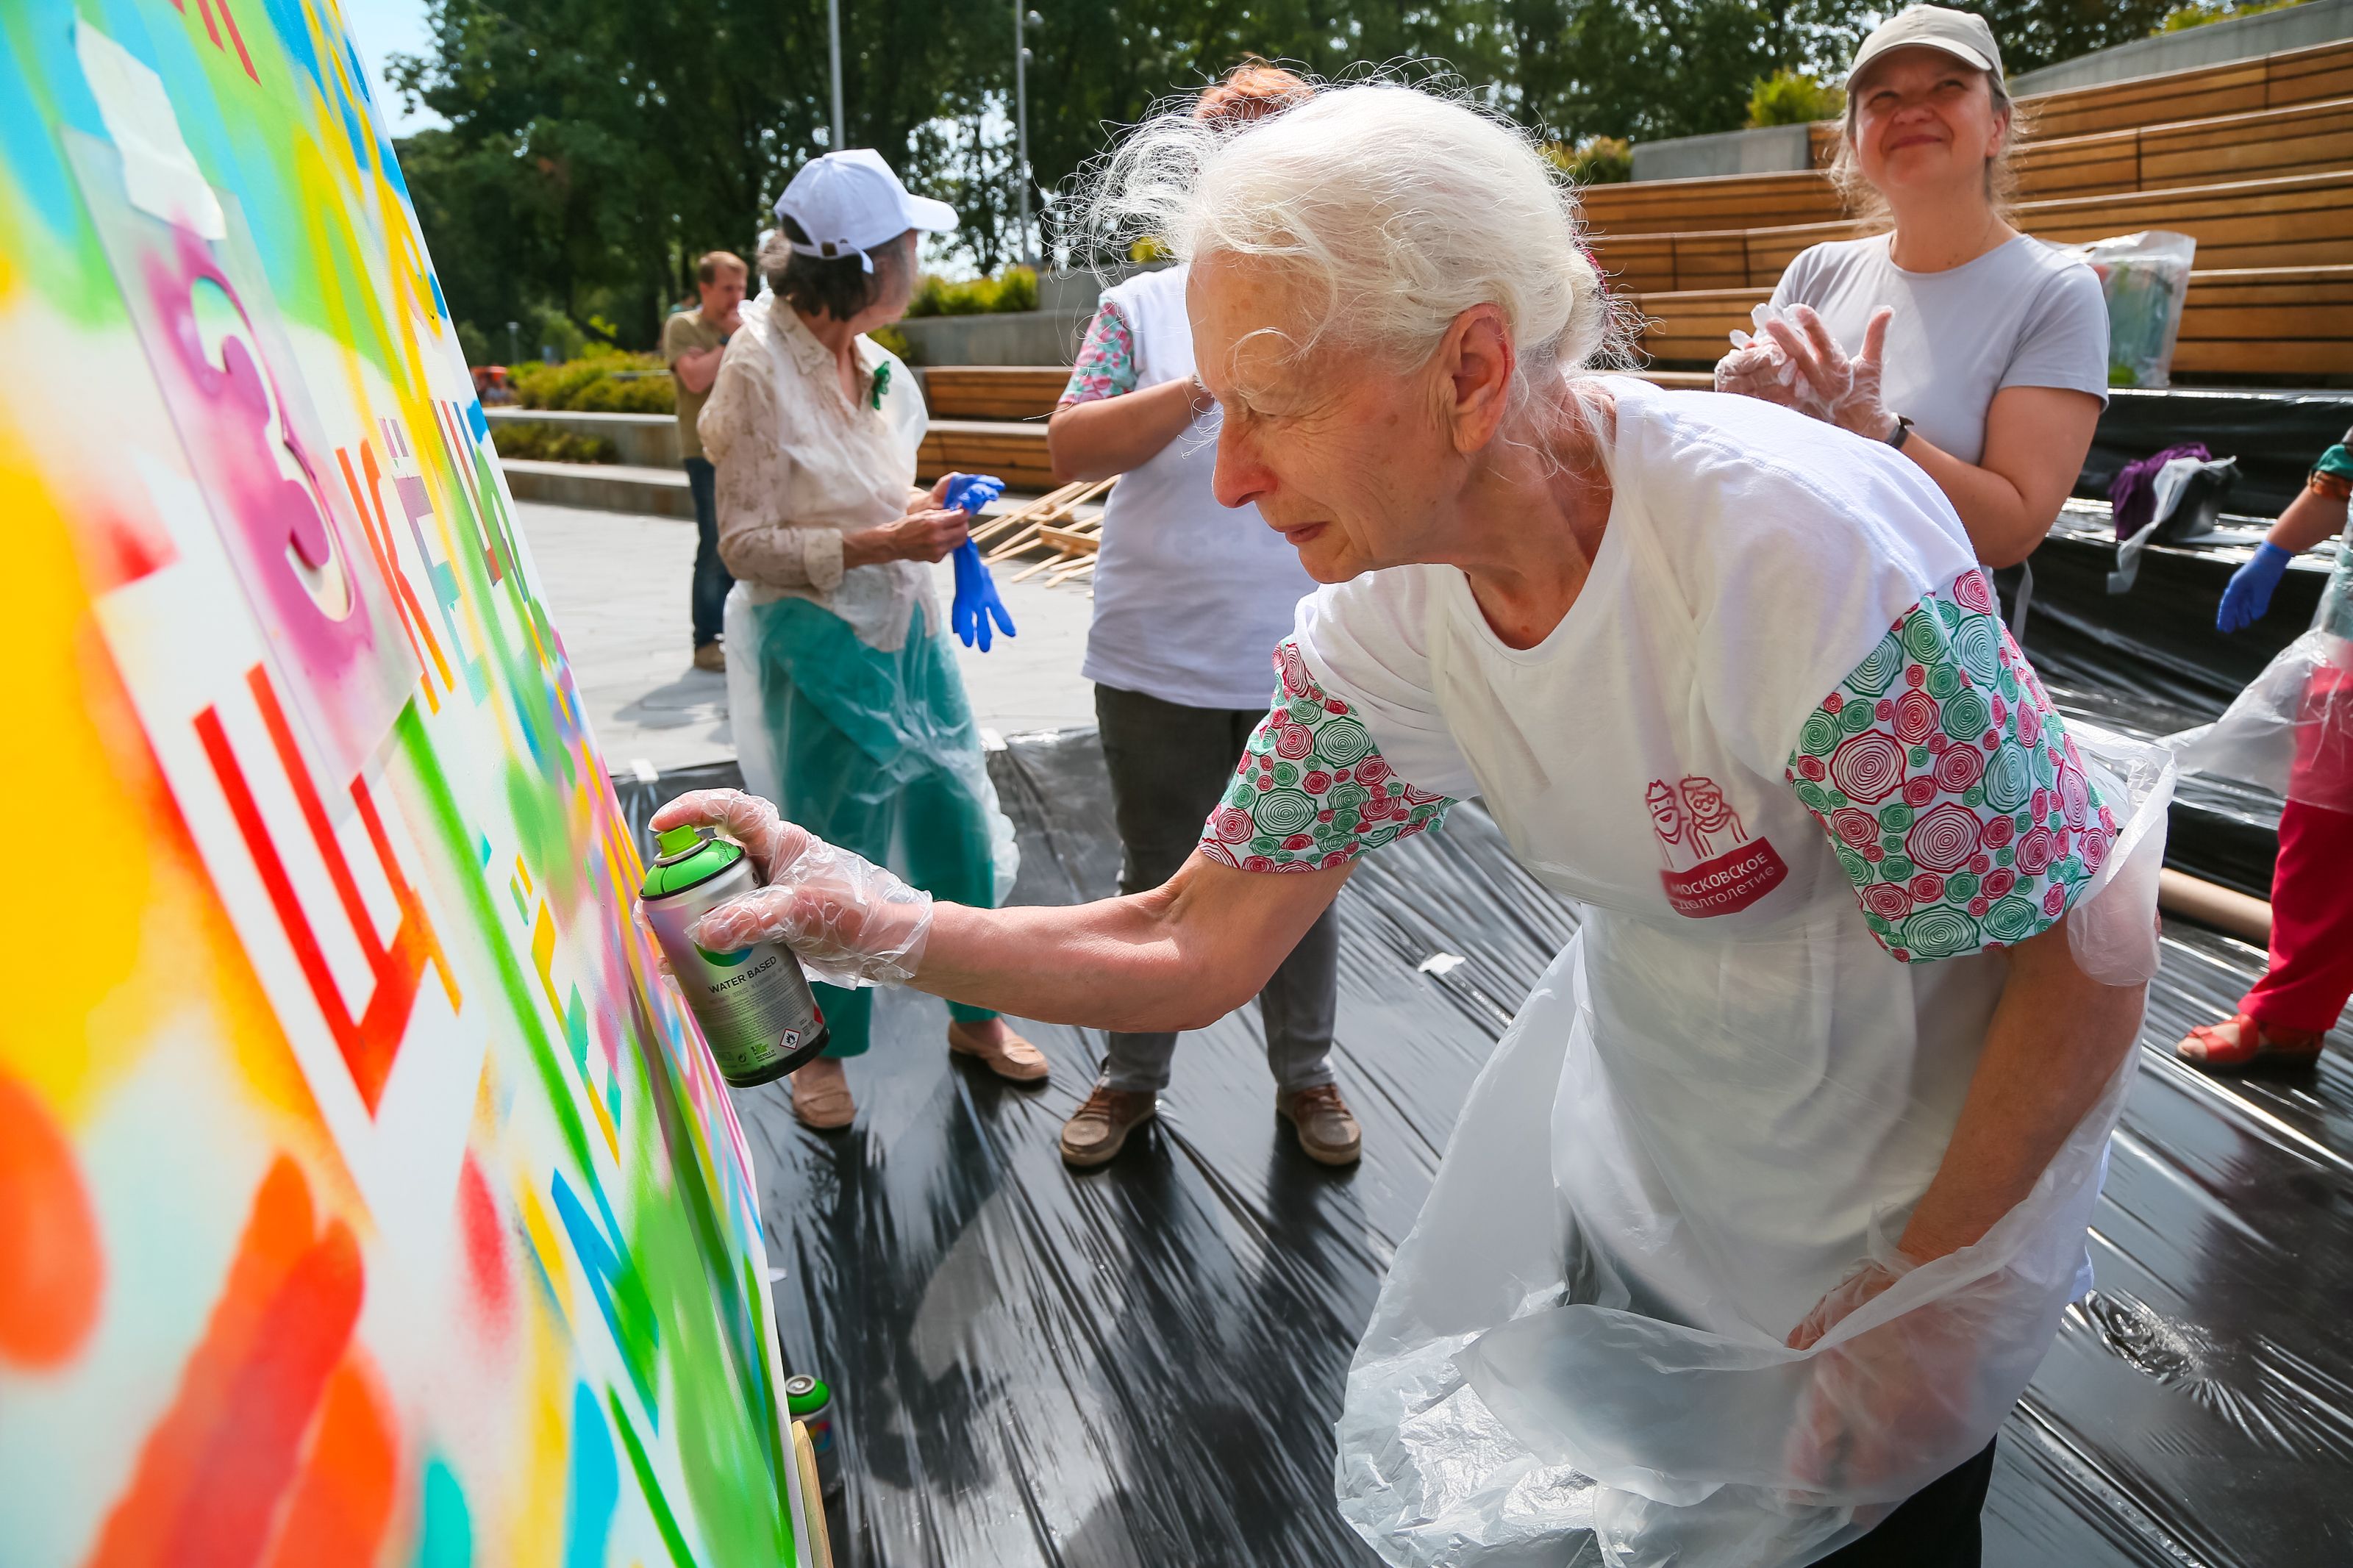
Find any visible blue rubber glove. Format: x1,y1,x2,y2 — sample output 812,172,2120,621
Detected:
950,540,1016,651
937,473,1015,651
939,472,1004,517
2217,542,2292,634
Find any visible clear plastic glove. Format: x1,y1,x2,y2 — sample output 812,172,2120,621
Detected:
1781,1248,1976,1499
2218,541,2292,633
648,788,934,987
1715,304,1807,407
1786,1252,1918,1353
1758,302,1896,440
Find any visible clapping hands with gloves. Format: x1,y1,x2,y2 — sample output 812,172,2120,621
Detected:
939,471,1018,652
1715,302,1898,442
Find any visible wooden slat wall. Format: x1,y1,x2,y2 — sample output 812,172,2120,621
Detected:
1598,169,2353,293
1581,37,2353,237
1579,171,1846,237
2015,36,2353,139
1625,265,2353,378
1584,97,2353,242
922,366,1069,421
2168,264,2353,378
917,419,1056,490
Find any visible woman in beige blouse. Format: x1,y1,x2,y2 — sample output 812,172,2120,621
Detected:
698,150,1048,1128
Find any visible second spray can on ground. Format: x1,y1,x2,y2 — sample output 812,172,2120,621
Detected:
640,824,829,1087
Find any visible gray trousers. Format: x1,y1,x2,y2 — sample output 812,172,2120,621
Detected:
1094,683,1340,1095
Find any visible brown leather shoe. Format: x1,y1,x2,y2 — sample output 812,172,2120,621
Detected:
789,1058,854,1130
1277,1082,1362,1166
692,642,726,673
948,1019,1050,1083
1060,1083,1157,1168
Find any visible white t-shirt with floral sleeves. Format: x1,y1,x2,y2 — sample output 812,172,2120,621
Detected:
1199,377,2119,1341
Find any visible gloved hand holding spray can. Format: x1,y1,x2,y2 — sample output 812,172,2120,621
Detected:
639,822,829,1087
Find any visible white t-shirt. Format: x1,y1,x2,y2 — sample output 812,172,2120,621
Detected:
1079,265,1321,711
1771,233,2110,466
1199,378,2125,1333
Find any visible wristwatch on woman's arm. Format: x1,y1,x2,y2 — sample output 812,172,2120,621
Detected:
1885,413,1914,451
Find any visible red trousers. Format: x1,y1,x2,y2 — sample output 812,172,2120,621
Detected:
2243,660,2353,1033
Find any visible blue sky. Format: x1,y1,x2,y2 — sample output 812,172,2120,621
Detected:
336,0,445,135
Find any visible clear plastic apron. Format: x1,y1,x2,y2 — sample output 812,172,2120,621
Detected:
1334,663,2172,1567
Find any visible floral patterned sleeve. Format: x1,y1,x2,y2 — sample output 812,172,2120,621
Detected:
1197,640,1456,873
1057,301,1140,408
1786,568,2116,962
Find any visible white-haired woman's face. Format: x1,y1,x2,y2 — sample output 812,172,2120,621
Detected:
1188,256,1477,583
1852,46,2006,201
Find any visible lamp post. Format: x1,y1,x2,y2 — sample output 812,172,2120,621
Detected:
1014,6,1038,265
826,0,845,151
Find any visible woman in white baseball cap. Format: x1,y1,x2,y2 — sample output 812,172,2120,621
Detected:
695,148,1050,1128
1717,4,2110,634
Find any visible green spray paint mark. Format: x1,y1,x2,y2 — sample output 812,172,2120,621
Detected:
607,1388,701,1568
550,1170,660,1420
626,985,792,1560
395,703,593,1179
415,1458,472,1568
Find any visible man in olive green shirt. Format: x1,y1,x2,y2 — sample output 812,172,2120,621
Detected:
662,251,746,670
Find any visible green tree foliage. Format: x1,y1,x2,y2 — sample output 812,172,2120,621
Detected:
2158,0,2311,32
1746,68,1843,127
1545,135,1633,184
393,0,2177,358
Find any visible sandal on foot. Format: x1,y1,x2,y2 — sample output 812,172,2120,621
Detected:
2177,1013,2323,1070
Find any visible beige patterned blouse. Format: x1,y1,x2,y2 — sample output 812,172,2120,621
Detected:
696,292,936,652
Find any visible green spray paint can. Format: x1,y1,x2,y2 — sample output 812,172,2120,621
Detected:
640,825,828,1086
784,1373,841,1496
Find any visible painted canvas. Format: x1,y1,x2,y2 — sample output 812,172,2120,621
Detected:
0,3,818,1564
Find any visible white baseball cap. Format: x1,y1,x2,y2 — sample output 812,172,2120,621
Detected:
771,149,960,273
1846,5,2004,87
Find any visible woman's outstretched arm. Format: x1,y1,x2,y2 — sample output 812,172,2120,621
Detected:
650,789,1350,1034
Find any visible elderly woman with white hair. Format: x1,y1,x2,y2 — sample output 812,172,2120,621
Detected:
660,83,2170,1566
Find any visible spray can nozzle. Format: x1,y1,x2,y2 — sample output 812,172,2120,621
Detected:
654,824,705,861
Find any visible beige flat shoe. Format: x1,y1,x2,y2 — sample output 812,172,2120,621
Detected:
692,642,726,673
948,1020,1050,1083
789,1059,854,1130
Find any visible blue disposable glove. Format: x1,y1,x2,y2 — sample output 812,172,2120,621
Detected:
937,473,1015,651
2217,542,2293,634
950,540,1015,651
939,472,1005,517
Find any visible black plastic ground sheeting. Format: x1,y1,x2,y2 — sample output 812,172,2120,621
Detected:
2015,502,2310,897
647,728,2353,1568
2079,388,2353,522
2029,501,2325,709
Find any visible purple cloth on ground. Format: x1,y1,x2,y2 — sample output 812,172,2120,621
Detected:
2110,442,2211,540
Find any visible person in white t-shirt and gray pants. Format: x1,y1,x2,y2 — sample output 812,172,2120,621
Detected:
1717,4,2110,629
1043,64,1359,1170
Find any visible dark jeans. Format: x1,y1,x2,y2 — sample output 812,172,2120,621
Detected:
683,457,733,649
1093,683,1340,1094
1816,1439,1998,1567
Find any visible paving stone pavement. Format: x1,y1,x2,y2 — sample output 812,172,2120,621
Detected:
515,500,1099,778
